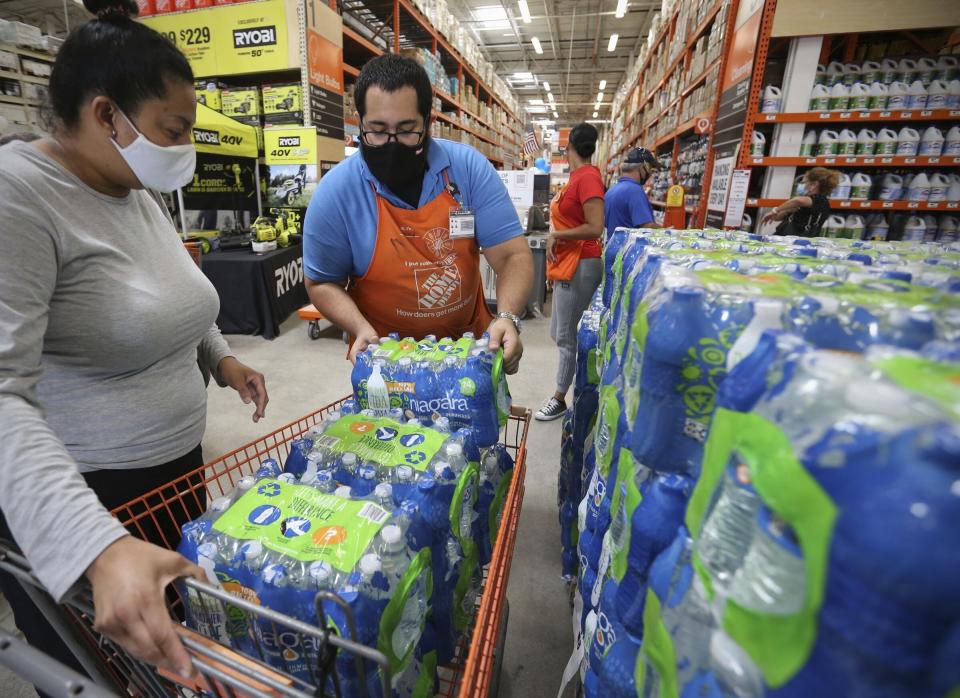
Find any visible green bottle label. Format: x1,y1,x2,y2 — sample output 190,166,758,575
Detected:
316,414,446,472
214,480,389,570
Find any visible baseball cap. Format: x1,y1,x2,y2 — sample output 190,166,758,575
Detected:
624,147,663,169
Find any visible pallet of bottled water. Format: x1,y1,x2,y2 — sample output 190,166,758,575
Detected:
178,400,516,698
352,333,511,448
558,226,960,698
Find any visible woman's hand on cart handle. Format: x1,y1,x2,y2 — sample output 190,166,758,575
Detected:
85,537,205,680
219,357,269,423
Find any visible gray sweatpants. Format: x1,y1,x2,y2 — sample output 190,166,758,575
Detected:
550,257,603,394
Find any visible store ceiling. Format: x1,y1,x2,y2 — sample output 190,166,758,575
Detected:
0,0,87,36
445,0,658,126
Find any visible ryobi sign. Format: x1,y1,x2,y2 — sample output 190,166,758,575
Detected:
264,128,317,165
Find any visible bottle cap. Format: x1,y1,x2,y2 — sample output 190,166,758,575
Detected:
397,465,414,481
335,485,353,498
375,483,393,499
399,357,412,367
197,542,218,560
240,540,263,561
342,452,358,466
309,560,333,585
262,563,288,585
359,553,382,576
360,464,377,480
445,442,463,457
237,476,256,491
318,469,334,483
277,473,296,484
380,524,405,551
210,496,232,513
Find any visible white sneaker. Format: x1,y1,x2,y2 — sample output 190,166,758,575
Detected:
535,397,567,422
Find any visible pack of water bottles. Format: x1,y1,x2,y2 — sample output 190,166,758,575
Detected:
560,226,960,698
178,401,514,697
351,333,511,447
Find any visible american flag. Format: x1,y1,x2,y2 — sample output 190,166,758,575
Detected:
523,124,540,154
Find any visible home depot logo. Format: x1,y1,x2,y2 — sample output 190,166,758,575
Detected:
415,265,461,310
233,26,277,48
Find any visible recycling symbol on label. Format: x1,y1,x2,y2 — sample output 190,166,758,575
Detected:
258,482,281,497
405,450,427,465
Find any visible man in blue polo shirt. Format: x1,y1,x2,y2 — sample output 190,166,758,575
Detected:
604,147,662,234
302,54,532,372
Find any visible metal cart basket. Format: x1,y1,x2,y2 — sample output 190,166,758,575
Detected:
0,398,530,698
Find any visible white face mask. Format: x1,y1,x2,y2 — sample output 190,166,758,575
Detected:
111,109,196,192
796,182,808,195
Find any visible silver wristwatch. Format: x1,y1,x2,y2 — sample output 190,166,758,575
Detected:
495,311,523,334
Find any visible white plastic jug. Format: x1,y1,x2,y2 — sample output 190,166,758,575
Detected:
898,58,918,83
761,85,782,113
849,83,870,110
947,80,960,109
886,81,909,109
843,63,862,86
919,126,944,156
809,84,830,111
937,56,959,82
879,58,898,84
946,126,960,156
938,215,959,242
865,213,889,240
907,80,928,109
929,173,950,202
907,172,930,201
815,64,828,85
832,173,852,199
927,80,949,109
876,128,899,155
851,172,872,199
861,60,883,84
916,57,938,86
923,215,939,242
867,82,888,110
750,130,766,156
838,128,858,155
826,61,846,86
946,174,960,203
896,127,920,156
879,173,904,200
828,83,850,111
800,129,818,156
856,128,877,155
903,215,927,242
817,129,840,156
843,214,866,239
822,215,846,237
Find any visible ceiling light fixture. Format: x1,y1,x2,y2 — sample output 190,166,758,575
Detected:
532,36,543,54
528,98,544,105
607,34,619,52
596,91,604,101
592,111,598,118
518,0,532,23
599,80,607,90
543,81,550,91
594,101,601,110
553,111,559,118
547,91,554,102
615,0,628,18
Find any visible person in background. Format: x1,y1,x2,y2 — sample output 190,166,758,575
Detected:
0,131,41,146
537,123,605,421
604,147,662,233
761,166,840,236
303,54,532,373
0,0,268,686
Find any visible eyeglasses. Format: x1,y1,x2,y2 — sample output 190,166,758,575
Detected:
360,121,425,148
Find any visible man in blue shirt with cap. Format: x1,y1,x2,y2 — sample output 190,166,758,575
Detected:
604,147,663,234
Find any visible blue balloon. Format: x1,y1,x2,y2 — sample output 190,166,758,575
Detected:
535,157,547,169
539,162,550,173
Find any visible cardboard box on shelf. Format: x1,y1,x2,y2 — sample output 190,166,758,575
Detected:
262,83,303,124
195,80,227,112
221,87,262,118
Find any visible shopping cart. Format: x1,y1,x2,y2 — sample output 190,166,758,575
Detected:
0,398,530,698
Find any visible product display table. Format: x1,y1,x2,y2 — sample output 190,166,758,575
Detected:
201,244,308,339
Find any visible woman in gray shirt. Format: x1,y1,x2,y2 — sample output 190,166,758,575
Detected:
0,0,268,682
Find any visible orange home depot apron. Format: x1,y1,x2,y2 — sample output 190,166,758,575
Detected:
547,182,586,281
348,175,494,339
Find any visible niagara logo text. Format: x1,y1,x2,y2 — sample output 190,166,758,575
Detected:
233,26,277,48
275,258,304,297
409,395,468,413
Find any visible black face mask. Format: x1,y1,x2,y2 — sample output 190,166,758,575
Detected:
361,136,430,206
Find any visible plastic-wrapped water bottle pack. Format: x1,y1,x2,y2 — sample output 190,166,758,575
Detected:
178,404,514,698
561,226,960,698
351,333,511,447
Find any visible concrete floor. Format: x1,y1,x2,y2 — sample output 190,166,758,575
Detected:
1,310,575,698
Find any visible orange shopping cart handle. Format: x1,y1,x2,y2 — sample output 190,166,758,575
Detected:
158,625,296,698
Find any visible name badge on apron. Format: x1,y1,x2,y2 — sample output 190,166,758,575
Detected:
449,208,476,239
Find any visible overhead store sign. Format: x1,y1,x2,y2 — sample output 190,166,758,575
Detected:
143,0,296,77
264,126,318,165
305,1,346,143
191,104,259,158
